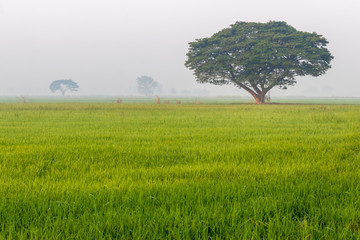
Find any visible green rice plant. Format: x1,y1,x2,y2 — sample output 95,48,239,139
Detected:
0,103,359,239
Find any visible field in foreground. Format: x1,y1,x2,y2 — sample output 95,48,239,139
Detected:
0,103,360,239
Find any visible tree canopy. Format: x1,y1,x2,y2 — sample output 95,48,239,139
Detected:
185,21,334,103
49,79,79,96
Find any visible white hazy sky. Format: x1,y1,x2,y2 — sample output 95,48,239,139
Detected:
1,0,359,97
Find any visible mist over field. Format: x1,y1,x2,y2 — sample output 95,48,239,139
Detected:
0,0,359,97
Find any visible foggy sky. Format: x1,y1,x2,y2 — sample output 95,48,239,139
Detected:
1,0,360,97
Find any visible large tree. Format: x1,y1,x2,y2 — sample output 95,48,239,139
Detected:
185,21,333,104
49,79,79,96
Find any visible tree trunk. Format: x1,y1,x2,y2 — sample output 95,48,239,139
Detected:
236,82,267,104
254,92,266,104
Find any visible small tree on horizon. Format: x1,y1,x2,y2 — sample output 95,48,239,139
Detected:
136,76,158,96
49,79,79,96
185,21,334,104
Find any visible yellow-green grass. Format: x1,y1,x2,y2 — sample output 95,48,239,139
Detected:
0,103,360,239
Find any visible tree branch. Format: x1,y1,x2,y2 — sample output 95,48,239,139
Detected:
228,70,258,97
250,82,261,94
237,82,258,97
264,70,290,92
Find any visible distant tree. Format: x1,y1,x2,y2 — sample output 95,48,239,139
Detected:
136,76,158,96
49,79,79,96
185,21,334,104
170,88,178,95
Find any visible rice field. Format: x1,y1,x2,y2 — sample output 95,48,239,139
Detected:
0,103,360,239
